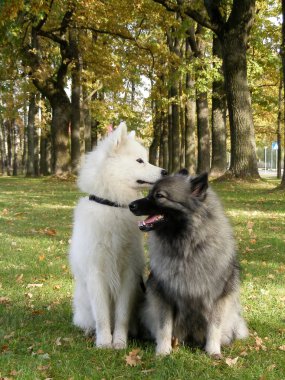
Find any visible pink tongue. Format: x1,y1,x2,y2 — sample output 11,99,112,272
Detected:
144,215,160,224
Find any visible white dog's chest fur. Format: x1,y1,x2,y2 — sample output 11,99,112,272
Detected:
70,197,144,298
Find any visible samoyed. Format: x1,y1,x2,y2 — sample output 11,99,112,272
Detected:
69,122,167,349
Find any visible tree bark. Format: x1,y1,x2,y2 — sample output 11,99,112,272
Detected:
26,93,36,176
196,91,210,173
280,0,285,187
220,30,259,178
149,100,161,165
211,36,227,176
6,121,12,176
277,78,282,179
185,38,196,175
50,95,71,175
70,29,81,173
12,122,19,176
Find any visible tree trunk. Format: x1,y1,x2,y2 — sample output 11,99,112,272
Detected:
185,38,196,175
170,83,180,173
211,36,227,176
196,91,210,173
167,92,173,174
149,101,161,165
70,29,81,173
26,93,36,176
12,122,19,176
82,87,92,153
159,110,168,169
0,120,7,175
280,0,285,187
6,121,12,176
40,130,51,176
277,78,282,179
221,34,259,178
50,94,71,175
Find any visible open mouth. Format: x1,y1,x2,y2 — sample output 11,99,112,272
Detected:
138,214,165,231
136,180,154,185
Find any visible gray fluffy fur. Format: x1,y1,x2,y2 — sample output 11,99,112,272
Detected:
130,172,248,356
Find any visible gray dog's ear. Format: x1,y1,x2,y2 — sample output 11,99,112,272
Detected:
190,172,208,198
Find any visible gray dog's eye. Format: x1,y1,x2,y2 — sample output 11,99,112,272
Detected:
155,193,164,199
136,158,144,164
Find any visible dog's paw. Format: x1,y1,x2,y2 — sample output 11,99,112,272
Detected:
205,344,222,358
210,353,223,360
95,334,112,349
95,341,113,349
113,341,127,350
156,343,172,356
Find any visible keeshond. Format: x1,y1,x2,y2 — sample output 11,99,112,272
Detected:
129,170,248,357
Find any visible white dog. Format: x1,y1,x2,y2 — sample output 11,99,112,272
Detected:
69,122,166,349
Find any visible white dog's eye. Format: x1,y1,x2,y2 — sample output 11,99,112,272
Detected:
136,158,144,164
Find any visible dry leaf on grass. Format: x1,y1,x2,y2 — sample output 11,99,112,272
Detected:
27,283,43,288
225,357,239,367
16,274,23,283
125,348,142,367
44,228,57,236
0,297,10,304
278,345,285,351
55,337,62,346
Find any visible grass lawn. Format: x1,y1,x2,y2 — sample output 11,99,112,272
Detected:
0,176,284,380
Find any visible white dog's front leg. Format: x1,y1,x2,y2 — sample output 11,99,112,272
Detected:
112,271,138,349
87,272,112,348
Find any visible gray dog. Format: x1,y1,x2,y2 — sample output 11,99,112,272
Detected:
129,170,248,357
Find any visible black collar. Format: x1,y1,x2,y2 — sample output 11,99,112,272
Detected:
89,194,128,209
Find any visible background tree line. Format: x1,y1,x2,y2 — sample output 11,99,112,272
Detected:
0,0,284,187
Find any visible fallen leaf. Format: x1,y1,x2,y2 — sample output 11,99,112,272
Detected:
44,228,57,236
125,348,142,367
1,344,9,352
16,274,23,283
9,370,21,376
4,332,15,340
38,255,45,261
37,365,50,371
267,364,276,371
25,292,33,299
0,297,10,304
32,310,44,315
55,337,62,346
53,285,61,290
225,357,239,367
27,283,43,288
278,345,285,351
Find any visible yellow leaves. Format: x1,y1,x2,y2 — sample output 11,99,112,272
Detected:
125,348,142,367
0,296,10,304
278,345,285,351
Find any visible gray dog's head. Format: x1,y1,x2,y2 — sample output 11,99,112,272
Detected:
129,170,209,232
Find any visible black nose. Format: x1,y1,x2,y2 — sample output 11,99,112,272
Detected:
129,201,138,212
161,169,168,176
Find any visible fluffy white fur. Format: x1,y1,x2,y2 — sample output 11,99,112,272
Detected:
69,123,165,349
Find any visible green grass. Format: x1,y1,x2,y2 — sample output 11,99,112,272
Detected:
0,176,284,379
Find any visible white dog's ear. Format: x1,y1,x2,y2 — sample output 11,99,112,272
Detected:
111,121,128,147
128,130,135,139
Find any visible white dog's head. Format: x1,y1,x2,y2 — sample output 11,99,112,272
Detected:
77,122,167,203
